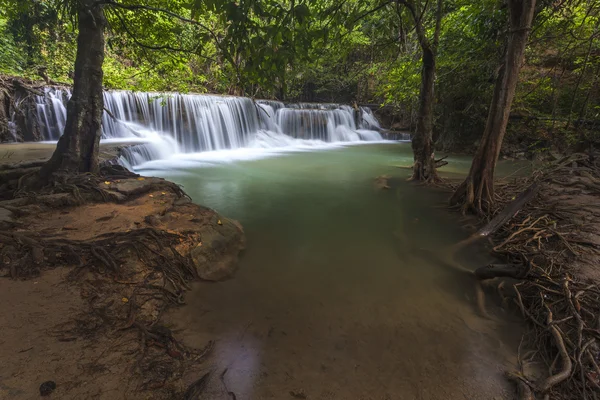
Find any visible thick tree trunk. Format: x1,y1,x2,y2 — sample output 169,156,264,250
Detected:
411,45,438,181
450,0,536,213
40,0,106,179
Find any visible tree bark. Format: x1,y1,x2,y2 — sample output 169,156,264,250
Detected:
40,0,106,179
400,0,443,182
411,43,438,181
450,0,536,213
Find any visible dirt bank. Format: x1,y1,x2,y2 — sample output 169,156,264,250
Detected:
0,166,245,399
456,153,600,399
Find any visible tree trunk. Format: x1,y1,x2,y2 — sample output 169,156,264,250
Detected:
450,0,536,213
401,0,443,182
411,44,438,181
39,0,106,179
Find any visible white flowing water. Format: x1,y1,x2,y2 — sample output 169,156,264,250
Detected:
33,89,388,168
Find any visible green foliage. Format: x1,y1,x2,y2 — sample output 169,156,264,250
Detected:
0,0,598,151
0,17,26,74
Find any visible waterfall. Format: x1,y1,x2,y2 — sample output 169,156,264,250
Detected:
32,89,389,167
360,107,381,130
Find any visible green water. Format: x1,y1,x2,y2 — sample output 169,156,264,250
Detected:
149,143,523,399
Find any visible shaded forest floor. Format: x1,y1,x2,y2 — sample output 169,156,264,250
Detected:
0,164,245,399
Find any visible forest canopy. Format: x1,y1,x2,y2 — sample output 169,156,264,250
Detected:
0,0,598,154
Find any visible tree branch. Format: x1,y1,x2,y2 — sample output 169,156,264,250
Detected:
103,0,220,43
397,0,429,50
110,9,217,62
351,1,393,24
433,0,443,50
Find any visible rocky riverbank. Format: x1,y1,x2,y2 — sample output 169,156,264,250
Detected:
0,162,245,398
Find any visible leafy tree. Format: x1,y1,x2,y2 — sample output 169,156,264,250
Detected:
450,0,537,213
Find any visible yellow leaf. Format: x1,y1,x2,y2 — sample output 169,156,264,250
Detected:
137,177,145,181
161,192,166,195
104,181,111,185
217,219,222,225
122,297,129,303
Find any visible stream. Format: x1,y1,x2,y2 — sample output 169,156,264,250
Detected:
9,88,525,398
139,142,524,400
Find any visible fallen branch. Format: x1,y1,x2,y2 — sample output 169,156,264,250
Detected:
434,155,449,168
475,181,540,239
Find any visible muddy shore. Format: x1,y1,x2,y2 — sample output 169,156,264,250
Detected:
0,156,245,398
458,153,600,399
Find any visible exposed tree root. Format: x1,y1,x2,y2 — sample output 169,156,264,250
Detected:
409,153,442,184
0,166,227,397
453,153,600,399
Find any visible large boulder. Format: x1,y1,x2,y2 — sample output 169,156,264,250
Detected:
191,215,245,281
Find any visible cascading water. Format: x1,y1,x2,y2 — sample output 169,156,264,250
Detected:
33,88,389,168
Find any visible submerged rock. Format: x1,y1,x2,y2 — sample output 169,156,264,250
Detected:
191,216,245,281
374,175,391,190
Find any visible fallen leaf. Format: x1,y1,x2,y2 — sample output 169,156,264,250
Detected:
149,194,154,198
217,219,222,225
122,297,129,303
104,181,111,185
137,177,145,181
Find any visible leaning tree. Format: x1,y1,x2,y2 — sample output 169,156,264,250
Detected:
450,0,537,213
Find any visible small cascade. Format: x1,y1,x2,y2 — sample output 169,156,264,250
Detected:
276,107,361,141
359,107,381,130
36,89,70,140
31,89,391,167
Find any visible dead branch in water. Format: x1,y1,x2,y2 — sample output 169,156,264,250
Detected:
457,181,540,247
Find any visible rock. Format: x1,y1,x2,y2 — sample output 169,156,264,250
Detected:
103,190,127,203
191,216,245,281
144,215,161,226
290,390,307,399
39,381,56,396
108,177,165,197
0,207,14,224
373,175,390,190
174,197,191,206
